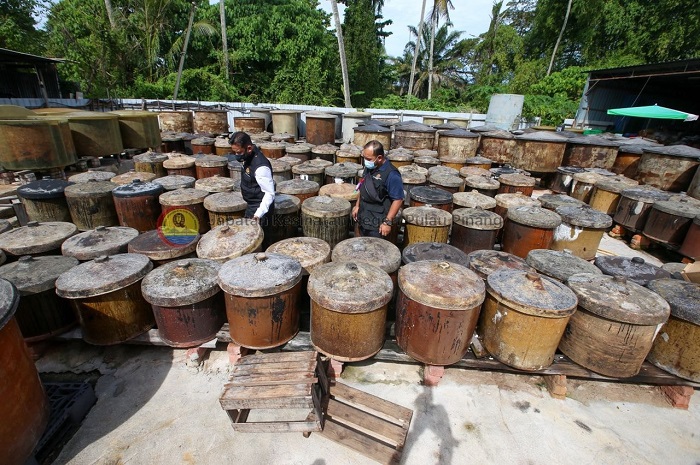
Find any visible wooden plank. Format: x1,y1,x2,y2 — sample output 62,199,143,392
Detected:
221,383,312,402
231,360,317,376
237,351,316,365
331,382,413,428
231,420,322,434
220,395,314,410
227,374,317,387
320,419,402,465
326,398,407,447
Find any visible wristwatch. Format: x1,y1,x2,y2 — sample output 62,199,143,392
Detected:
382,218,393,226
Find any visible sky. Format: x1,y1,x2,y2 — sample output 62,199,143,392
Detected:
317,0,495,58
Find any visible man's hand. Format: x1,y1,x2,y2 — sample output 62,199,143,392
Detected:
379,223,391,237
252,216,260,223
351,205,359,221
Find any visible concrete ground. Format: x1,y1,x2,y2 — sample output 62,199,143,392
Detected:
37,339,700,465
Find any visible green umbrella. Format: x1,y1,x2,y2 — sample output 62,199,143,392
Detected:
607,104,698,122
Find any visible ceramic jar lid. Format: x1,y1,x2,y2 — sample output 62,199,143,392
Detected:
318,183,358,201
311,144,339,156
0,221,77,255
133,152,168,163
128,230,199,261
219,252,302,297
141,258,221,306
293,162,325,175
56,253,153,299
163,155,196,169
409,185,453,204
467,250,534,280
495,193,540,210
499,173,535,187
68,171,116,183
516,131,568,143
403,206,452,226
620,187,672,203
276,179,320,195
453,208,503,230
399,164,429,176
331,237,401,274
64,180,116,197
326,163,361,178
203,192,247,213
195,176,236,193
112,179,163,197
642,144,700,159
463,175,500,190
398,260,484,310
159,188,209,206
273,194,301,214
18,179,73,199
526,249,602,282
61,226,139,260
301,196,351,218
308,261,393,313
401,242,471,267
429,174,464,189
555,205,613,229
401,171,427,184
0,255,79,295
394,122,436,134
594,176,639,194
652,198,700,219
266,237,331,275
440,129,478,138
453,191,497,210
507,206,562,229
428,166,460,178
196,220,263,262
286,144,313,154
647,279,700,326
111,171,157,185
195,155,228,167
269,159,291,173
594,256,672,286
487,269,578,317
153,175,196,191
537,194,585,211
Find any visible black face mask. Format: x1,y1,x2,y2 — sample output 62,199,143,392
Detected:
232,154,245,162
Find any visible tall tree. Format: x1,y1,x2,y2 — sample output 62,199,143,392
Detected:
427,0,453,99
407,0,427,98
546,0,572,76
330,0,352,107
0,0,45,54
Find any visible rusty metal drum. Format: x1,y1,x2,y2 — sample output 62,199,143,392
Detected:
133,151,168,178
220,252,302,349
497,173,535,196
479,130,519,165
502,206,561,258
467,249,535,280
594,256,671,286
56,254,156,345
397,260,485,365
561,274,670,378
453,190,497,211
550,205,612,260
613,187,672,233
0,278,49,465
17,179,73,223
478,270,577,370
277,179,319,205
195,155,228,179
526,249,602,282
463,175,500,198
64,180,119,231
549,166,586,194
196,220,263,263
437,129,479,161
0,221,77,257
193,110,229,134
588,176,639,215
204,192,247,229
233,117,265,134
563,135,620,169
309,261,392,361
403,206,452,247
643,198,700,247
158,111,193,133
141,258,225,347
638,145,700,192
163,155,197,178
401,242,471,268
154,175,196,191
409,185,453,212
159,188,210,234
61,226,139,261
0,255,79,341
128,230,199,266
647,279,700,382
679,215,700,259
514,131,568,173
111,170,157,185
112,180,164,233
451,208,503,254
301,196,351,249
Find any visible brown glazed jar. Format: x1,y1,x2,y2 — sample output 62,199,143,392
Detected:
64,180,119,231
588,176,639,215
467,249,535,280
647,279,700,382
309,261,393,362
203,192,247,229
55,254,155,345
561,274,670,378
259,142,288,160
158,188,210,234
163,155,197,178
643,198,700,247
0,255,79,341
526,249,602,283
502,206,562,258
397,260,485,365
497,173,536,197
549,166,586,194
112,180,164,233
679,215,700,259
195,155,228,179
478,270,578,370
537,193,585,212
0,221,77,257
613,187,672,233
451,208,503,255
17,179,73,223
128,230,199,266
463,175,500,198
594,256,671,286
61,226,139,261
141,258,225,347
190,136,216,155
569,172,604,203
196,220,263,263
551,205,612,260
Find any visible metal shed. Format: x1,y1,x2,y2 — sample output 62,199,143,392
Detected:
0,48,63,103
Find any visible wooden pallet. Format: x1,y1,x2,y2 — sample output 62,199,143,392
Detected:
219,351,328,433
312,381,412,465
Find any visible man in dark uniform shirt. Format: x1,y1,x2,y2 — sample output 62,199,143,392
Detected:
352,140,404,238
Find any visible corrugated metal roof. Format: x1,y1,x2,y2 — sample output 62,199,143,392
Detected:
587,58,700,78
0,48,64,64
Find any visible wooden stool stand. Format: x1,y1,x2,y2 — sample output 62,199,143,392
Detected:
219,351,329,433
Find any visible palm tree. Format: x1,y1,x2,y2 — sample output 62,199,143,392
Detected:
407,0,427,98
428,0,454,99
547,0,573,76
331,0,352,107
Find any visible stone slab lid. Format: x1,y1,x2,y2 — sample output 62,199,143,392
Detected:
128,229,199,261
652,198,700,219
219,252,301,297
0,221,77,255
0,220,9,234
556,166,587,175
499,173,536,187
308,261,393,313
196,220,263,262
647,278,700,326
459,167,491,178
555,205,613,229
260,142,288,151
507,206,562,229
112,179,163,197
572,172,605,184
516,131,568,143
62,226,139,261
354,124,392,133
465,156,494,165
567,135,621,147
326,163,361,178
388,152,414,162
428,166,460,178
620,186,672,203
195,155,228,167
0,278,19,330
64,180,115,197
311,144,339,155
402,242,470,267
331,237,401,274
467,250,534,280
269,159,291,174
453,191,497,210
409,185,453,204
399,164,429,176
453,208,503,230
490,166,527,178
266,237,331,275
440,129,479,138
163,155,196,169
154,175,195,191
0,255,79,295
273,194,301,214
195,176,235,193
463,175,500,190
567,273,670,325
141,258,221,306
276,179,320,195
271,132,296,142
399,260,484,310
401,171,427,185
429,174,464,188
293,162,325,175
433,122,461,130
56,253,153,299
301,195,351,218
68,171,116,183
537,194,585,211
286,143,313,154
487,269,578,318
642,144,700,159
191,137,216,146
307,158,333,168
594,256,671,286
133,152,168,163
394,122,437,134
111,171,157,185
495,193,541,210
203,192,247,213
403,206,452,226
159,188,209,206
594,176,639,194
319,183,358,201
526,249,602,282
18,179,73,200
481,129,515,139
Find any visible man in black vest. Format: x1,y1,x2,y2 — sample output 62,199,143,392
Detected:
352,140,404,238
229,131,275,228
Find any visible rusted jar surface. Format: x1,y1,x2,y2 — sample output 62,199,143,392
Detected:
62,225,139,261
613,187,671,233
638,145,700,192
56,254,155,345
154,175,196,191
569,172,604,203
141,258,224,347
549,166,587,194
293,161,325,186
497,173,535,196
479,270,577,370
394,123,437,151
191,136,216,155
464,155,493,171
17,179,73,223
514,131,568,173
159,188,210,234
453,190,497,210
196,220,263,263
428,173,464,194
647,279,700,382
133,151,167,178
0,221,77,257
195,155,228,179
594,256,671,286
502,206,561,258
64,180,119,231
403,206,452,247
451,208,503,255
526,249,601,282
204,192,247,229
162,134,186,153
276,179,320,205
401,242,471,268
397,260,485,365
463,175,499,198
353,124,392,149
679,215,700,259
561,274,670,378
111,170,157,185
194,175,236,194
233,116,265,134
563,135,620,169
112,180,164,233
301,196,351,249
0,278,49,465
163,155,197,178
68,171,116,183
642,198,700,247
325,162,361,185
193,110,229,134
551,205,612,260
128,229,199,266
479,130,519,165
0,255,79,341
409,185,453,212
309,261,392,361
537,193,585,212
158,111,193,133
493,193,540,219
437,129,480,161
588,176,639,215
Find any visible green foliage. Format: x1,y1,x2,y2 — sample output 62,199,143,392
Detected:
369,93,462,112
529,66,587,101
0,0,45,54
522,94,579,126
